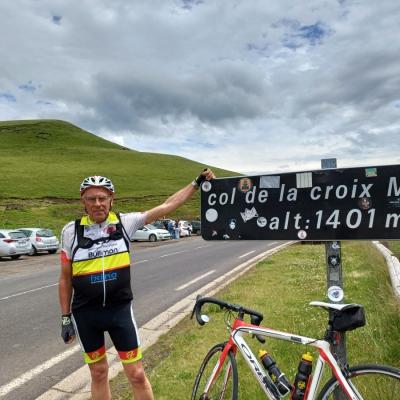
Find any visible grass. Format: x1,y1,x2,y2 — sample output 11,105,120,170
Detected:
109,241,400,399
0,119,236,234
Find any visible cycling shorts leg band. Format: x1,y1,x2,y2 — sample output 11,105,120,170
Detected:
84,345,107,364
118,348,143,364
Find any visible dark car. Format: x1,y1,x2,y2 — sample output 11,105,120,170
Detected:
191,220,201,234
152,220,167,230
152,219,169,230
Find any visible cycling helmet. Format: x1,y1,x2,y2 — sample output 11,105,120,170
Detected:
80,176,115,194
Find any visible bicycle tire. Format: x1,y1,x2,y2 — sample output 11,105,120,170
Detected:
317,364,400,400
191,342,238,400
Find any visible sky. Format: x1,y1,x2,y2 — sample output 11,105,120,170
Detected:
1,0,399,175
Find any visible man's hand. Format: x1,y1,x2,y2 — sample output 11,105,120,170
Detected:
61,314,76,344
193,168,215,188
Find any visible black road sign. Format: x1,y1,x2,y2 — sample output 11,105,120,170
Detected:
200,164,400,241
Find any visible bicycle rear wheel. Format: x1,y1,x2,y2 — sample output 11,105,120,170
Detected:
317,364,400,400
191,342,238,400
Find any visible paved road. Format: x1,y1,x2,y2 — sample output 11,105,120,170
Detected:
0,236,283,399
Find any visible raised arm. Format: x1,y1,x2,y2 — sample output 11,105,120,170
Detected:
144,168,215,224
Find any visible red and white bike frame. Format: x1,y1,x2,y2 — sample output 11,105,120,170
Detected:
208,318,360,400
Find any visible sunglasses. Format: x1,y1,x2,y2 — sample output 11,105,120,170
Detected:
82,195,111,203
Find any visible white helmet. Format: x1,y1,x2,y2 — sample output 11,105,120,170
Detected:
80,176,115,194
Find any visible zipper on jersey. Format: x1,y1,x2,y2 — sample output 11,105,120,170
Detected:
102,252,106,307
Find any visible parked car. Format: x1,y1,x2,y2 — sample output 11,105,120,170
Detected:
0,229,32,259
191,220,201,234
18,228,59,255
132,224,171,242
178,220,191,237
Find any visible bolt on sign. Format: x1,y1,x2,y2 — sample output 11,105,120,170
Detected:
200,164,400,241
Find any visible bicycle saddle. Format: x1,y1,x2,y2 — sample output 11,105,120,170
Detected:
309,301,362,311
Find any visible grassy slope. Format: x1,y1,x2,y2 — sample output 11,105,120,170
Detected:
0,119,236,233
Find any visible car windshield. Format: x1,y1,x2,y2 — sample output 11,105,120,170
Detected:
144,224,158,230
9,231,26,239
36,229,55,237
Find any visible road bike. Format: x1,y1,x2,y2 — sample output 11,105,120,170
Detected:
190,295,400,399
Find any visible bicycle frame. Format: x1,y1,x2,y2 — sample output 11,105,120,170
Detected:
214,318,360,400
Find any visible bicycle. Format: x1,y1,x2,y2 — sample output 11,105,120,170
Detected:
190,295,400,399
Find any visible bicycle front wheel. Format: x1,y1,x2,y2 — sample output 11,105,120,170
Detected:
191,342,238,400
318,364,400,400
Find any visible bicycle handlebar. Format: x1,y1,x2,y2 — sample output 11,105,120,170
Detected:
191,295,264,326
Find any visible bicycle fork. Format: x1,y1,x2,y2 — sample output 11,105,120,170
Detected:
203,342,236,397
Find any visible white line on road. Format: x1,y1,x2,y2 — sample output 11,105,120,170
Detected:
196,244,212,249
159,250,186,258
268,242,278,246
175,270,216,291
0,283,59,301
0,345,80,397
239,250,256,259
134,259,149,265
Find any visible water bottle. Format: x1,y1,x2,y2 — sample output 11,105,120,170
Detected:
259,350,293,396
291,352,313,400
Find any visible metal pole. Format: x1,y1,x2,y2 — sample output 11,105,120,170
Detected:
321,158,347,400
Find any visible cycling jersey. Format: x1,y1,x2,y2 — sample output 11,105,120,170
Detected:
61,211,146,311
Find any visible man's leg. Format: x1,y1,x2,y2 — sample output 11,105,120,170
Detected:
123,360,154,400
88,357,111,400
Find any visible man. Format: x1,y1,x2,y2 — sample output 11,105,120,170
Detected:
59,169,214,400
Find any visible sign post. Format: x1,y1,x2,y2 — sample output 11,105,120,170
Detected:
321,159,346,400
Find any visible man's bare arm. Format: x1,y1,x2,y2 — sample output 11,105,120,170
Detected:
145,168,215,224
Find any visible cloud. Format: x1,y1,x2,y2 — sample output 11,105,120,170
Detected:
52,15,62,25
0,92,16,102
0,0,399,173
19,81,37,92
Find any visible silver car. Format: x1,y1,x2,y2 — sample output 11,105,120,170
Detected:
132,224,171,242
0,229,32,259
18,228,59,255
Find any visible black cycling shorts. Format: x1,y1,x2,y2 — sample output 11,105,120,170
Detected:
72,301,141,364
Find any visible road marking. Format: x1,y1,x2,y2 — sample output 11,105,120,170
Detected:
0,283,59,301
196,244,211,249
134,259,149,265
175,270,216,291
159,250,186,258
239,250,256,258
267,242,278,246
0,345,80,397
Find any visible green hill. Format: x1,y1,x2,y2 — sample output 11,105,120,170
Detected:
0,119,237,233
